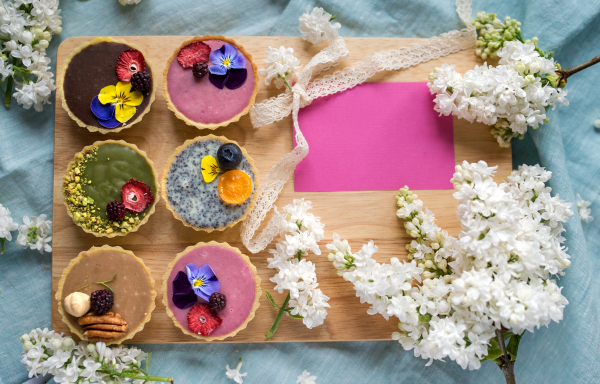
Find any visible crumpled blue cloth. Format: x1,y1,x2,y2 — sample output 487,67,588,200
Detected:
1,0,599,383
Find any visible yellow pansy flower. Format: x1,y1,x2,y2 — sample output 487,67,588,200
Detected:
98,81,143,123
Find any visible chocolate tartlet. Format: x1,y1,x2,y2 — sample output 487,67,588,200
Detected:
162,135,258,232
58,37,157,134
62,140,159,237
163,36,259,130
56,245,156,344
162,241,261,341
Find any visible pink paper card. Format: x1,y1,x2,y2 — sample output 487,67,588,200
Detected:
294,82,455,192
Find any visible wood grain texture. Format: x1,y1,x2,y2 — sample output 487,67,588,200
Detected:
52,36,512,344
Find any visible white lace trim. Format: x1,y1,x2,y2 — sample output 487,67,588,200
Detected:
241,0,476,253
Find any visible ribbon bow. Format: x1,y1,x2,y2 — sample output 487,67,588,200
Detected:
241,2,477,254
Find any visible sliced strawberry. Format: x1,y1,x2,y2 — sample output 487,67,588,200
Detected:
120,179,154,213
187,303,222,336
177,41,211,69
116,49,146,81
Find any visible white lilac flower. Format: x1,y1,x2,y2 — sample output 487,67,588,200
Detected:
576,194,593,223
225,359,247,384
0,204,19,253
16,214,52,253
258,46,301,89
427,41,567,147
297,370,317,384
328,161,572,370
0,57,14,80
298,5,341,46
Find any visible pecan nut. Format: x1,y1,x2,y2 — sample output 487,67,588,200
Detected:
78,311,128,342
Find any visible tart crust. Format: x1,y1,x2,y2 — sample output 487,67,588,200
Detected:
62,140,160,238
162,35,259,130
57,37,157,134
161,134,259,232
162,241,262,341
55,245,157,345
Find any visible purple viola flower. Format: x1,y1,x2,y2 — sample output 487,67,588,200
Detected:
208,44,248,90
90,96,120,128
172,271,197,309
186,263,220,301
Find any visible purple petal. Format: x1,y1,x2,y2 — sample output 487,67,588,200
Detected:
209,46,225,64
91,96,114,120
193,277,220,301
221,44,238,60
173,271,192,295
209,72,230,89
197,264,216,280
209,64,228,75
173,290,197,309
186,263,201,285
225,68,247,90
229,53,246,69
97,111,121,128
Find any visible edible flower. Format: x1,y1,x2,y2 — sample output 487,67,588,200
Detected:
186,263,220,301
208,44,248,90
172,271,198,309
201,155,221,183
90,81,143,128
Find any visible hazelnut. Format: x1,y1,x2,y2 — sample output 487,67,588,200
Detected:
64,292,91,317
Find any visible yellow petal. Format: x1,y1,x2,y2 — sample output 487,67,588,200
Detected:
98,85,117,104
125,90,143,107
115,103,136,123
116,81,132,95
201,155,220,183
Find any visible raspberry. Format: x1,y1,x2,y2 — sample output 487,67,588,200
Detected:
106,200,126,221
192,62,208,79
187,303,222,336
130,71,152,93
115,49,146,81
120,179,154,213
90,289,114,315
209,292,227,312
176,41,211,69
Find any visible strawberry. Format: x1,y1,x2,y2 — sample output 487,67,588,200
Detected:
115,49,146,81
176,41,211,69
120,179,155,213
187,303,222,336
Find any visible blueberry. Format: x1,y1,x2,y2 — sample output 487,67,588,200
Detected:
217,143,242,170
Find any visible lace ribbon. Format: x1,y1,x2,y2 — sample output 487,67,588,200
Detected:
241,0,477,253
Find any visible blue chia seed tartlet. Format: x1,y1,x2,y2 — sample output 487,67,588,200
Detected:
161,135,258,232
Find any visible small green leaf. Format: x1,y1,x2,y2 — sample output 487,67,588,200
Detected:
506,333,522,361
286,312,304,319
145,352,152,374
503,331,514,340
264,290,280,309
0,238,5,254
481,346,503,362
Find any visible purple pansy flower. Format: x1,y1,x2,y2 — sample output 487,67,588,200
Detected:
172,271,197,309
208,44,248,90
186,263,220,301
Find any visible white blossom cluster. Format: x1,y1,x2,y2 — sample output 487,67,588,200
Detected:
298,5,340,46
297,370,317,384
428,41,569,147
268,199,330,329
327,161,573,370
258,46,301,89
576,194,593,223
0,0,61,111
17,214,52,253
21,328,153,383
0,204,19,253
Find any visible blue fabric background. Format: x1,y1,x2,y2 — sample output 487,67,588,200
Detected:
1,0,599,383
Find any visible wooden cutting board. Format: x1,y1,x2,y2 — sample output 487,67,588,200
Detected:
52,36,512,343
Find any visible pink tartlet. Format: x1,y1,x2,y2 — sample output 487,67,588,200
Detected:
163,36,259,130
162,241,261,341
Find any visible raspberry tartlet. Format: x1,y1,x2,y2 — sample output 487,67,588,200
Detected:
56,245,156,344
163,36,259,130
162,241,261,341
58,37,157,134
162,135,258,232
62,140,159,237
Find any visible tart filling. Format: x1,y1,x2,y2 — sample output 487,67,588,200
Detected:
56,245,156,344
163,242,261,340
162,135,257,231
62,140,159,237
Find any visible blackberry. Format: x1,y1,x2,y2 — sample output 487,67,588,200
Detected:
209,292,227,312
106,200,126,221
90,289,114,315
192,62,208,79
130,71,152,93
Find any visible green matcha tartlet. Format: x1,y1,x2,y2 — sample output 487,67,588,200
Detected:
62,140,159,237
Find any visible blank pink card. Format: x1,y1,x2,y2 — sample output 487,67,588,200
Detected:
294,82,455,192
